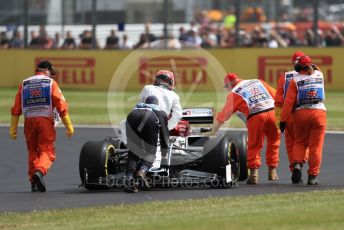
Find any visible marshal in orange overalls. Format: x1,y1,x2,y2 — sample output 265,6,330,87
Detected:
10,60,74,191
213,73,280,184
275,51,305,171
280,56,326,185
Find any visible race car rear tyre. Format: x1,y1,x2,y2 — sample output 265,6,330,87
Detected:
201,136,239,183
224,131,248,181
79,139,115,190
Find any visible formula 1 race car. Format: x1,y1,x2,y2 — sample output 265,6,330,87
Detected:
79,107,248,190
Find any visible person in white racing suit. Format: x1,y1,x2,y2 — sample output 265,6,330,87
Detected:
137,70,183,171
139,70,182,130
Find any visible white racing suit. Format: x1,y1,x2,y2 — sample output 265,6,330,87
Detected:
139,85,182,130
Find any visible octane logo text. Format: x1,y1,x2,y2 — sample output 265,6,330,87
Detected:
258,56,332,84
35,57,96,85
139,56,208,85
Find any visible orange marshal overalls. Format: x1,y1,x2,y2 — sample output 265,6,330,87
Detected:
275,70,299,170
216,79,280,169
11,73,69,182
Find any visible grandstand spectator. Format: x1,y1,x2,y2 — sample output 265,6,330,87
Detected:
200,30,217,48
317,30,326,47
29,31,39,48
105,29,119,49
219,29,235,48
239,29,253,47
215,26,223,46
134,33,149,49
144,23,157,42
134,23,157,49
119,34,133,50
52,32,61,49
10,30,24,48
185,29,202,47
268,30,288,48
305,29,326,47
251,26,268,47
62,31,76,49
268,35,279,48
79,30,99,49
281,30,301,47
79,30,91,49
304,29,315,46
178,27,188,42
0,31,10,49
37,25,53,49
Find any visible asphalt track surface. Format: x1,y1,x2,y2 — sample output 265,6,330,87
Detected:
1,126,343,212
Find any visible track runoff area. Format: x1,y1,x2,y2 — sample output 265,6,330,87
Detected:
0,125,343,212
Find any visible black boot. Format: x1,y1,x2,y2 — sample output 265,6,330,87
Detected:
307,175,319,185
124,175,138,193
291,162,303,184
32,171,46,192
31,182,38,192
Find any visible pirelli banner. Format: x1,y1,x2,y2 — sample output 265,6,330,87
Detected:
0,48,342,90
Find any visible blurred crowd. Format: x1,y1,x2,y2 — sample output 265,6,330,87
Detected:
1,9,344,50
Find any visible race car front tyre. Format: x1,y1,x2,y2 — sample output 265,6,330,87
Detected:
201,136,240,183
79,139,115,190
224,131,248,181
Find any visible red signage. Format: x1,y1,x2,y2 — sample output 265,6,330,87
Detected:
35,57,96,85
139,56,208,86
258,56,332,84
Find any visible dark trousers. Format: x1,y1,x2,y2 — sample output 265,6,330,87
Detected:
125,109,159,177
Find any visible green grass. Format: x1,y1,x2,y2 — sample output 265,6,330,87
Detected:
1,88,344,130
1,190,344,229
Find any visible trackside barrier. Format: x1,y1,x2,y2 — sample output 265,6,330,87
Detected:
0,48,342,90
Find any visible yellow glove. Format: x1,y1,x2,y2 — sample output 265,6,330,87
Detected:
61,114,74,137
275,107,282,129
9,115,19,140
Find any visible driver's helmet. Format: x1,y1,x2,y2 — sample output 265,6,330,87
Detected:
154,70,175,90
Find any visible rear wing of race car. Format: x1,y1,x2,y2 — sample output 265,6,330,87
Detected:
182,107,214,124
